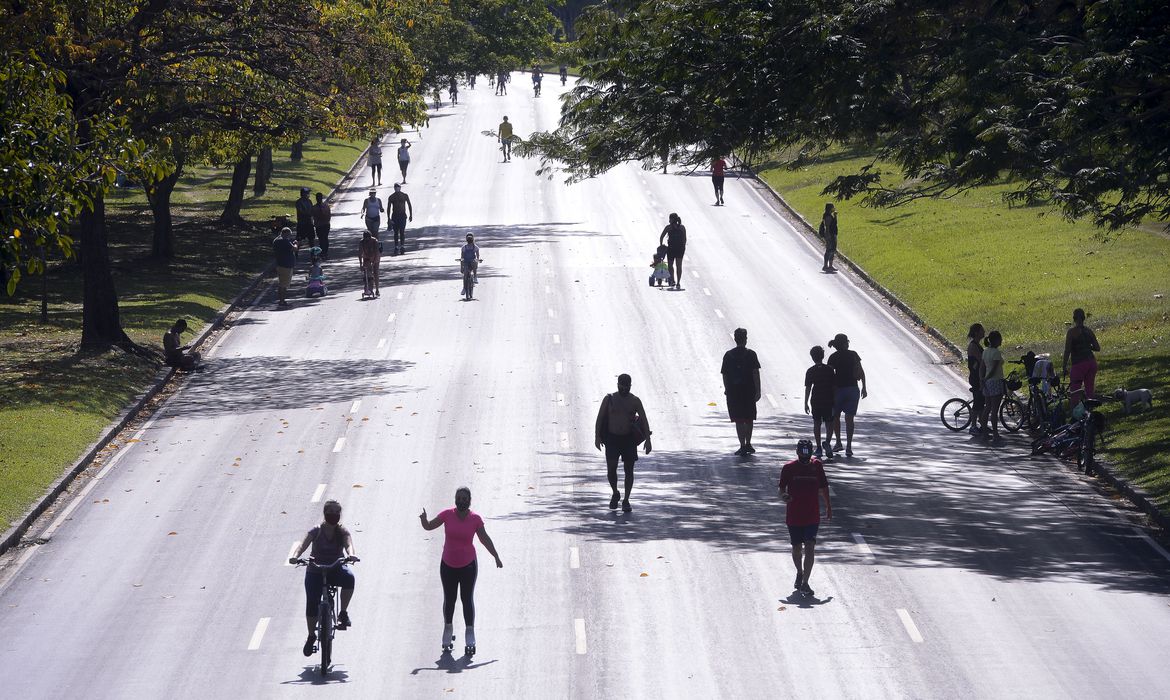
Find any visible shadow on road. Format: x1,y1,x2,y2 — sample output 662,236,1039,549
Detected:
410,652,498,675
281,664,351,685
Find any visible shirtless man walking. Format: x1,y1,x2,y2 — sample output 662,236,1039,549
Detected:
387,183,413,255
594,374,653,513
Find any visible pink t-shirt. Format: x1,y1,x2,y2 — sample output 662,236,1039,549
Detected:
438,508,483,568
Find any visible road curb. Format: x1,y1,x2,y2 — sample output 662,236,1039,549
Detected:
745,165,1167,535
0,142,372,558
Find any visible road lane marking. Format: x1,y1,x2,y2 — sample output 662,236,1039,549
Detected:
1134,527,1170,564
553,334,560,344
248,618,271,650
285,540,301,565
569,547,580,569
692,270,701,278
546,285,552,294
852,533,875,558
703,288,711,296
396,292,404,300
376,338,387,349
574,619,587,654
548,308,556,318
714,309,724,319
350,400,362,414
555,361,563,374
765,393,778,408
557,393,565,406
311,484,327,503
332,438,346,453
896,609,924,643
387,313,396,323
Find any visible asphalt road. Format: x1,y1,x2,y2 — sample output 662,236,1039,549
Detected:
2,74,1169,699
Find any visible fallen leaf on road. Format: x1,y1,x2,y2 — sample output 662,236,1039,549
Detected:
639,572,649,577
167,532,177,536
133,584,143,588
353,484,364,488
778,606,787,611
707,402,717,406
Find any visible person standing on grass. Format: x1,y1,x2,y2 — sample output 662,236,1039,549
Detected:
397,138,413,184
273,227,298,307
295,187,315,246
368,138,383,186
966,323,986,435
827,333,866,457
658,213,687,289
311,192,331,259
594,374,653,513
721,328,762,456
803,345,836,459
712,156,726,206
978,330,1005,439
819,203,838,272
779,440,831,597
1062,308,1101,409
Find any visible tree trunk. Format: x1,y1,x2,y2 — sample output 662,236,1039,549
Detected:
40,245,48,323
253,146,273,196
147,156,184,260
290,140,305,161
221,153,252,225
79,193,130,347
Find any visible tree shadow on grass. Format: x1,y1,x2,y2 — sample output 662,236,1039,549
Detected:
0,344,158,414
504,407,1170,593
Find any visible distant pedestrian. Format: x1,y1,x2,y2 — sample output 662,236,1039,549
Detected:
819,203,838,272
803,345,836,459
498,116,514,162
978,330,1005,438
1062,308,1100,409
163,319,202,371
295,187,315,245
387,183,413,255
826,333,866,457
658,213,687,289
496,70,508,95
273,227,298,307
532,67,543,96
358,229,381,298
368,138,383,185
449,76,459,105
778,440,832,597
360,189,383,236
594,374,653,513
966,323,986,435
712,156,726,206
397,138,412,184
721,328,761,455
311,192,331,259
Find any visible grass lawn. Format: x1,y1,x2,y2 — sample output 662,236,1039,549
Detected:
0,139,364,530
760,147,1170,515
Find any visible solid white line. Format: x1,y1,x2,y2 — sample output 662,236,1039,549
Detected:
285,540,301,566
765,393,778,408
714,309,725,319
703,287,712,296
311,484,327,503
387,313,396,323
376,338,387,349
248,617,271,650
553,334,561,344
574,618,587,654
555,361,563,374
332,438,346,453
1134,527,1170,564
896,609,924,643
852,532,875,557
350,400,361,414
569,547,580,569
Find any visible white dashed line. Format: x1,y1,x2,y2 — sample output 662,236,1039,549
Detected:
248,618,271,650
703,288,712,296
896,609,924,643
553,334,561,344
396,292,403,300
569,547,580,569
545,285,552,294
1135,527,1170,564
376,338,387,349
332,438,346,453
555,361,563,374
387,313,396,323
852,533,875,558
548,308,556,318
311,484,327,503
574,619,587,654
350,400,362,414
765,393,778,408
714,309,724,319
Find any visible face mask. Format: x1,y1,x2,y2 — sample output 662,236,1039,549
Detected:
324,512,341,525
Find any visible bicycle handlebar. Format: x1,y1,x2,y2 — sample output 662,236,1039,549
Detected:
294,556,357,569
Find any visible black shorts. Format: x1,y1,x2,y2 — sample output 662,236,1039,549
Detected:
712,175,725,190
604,434,638,465
787,523,819,544
810,402,834,423
667,245,685,261
727,393,757,422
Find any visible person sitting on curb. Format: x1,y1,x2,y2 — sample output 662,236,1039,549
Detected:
163,319,203,372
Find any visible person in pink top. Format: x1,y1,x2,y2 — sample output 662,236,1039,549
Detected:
419,486,503,656
712,156,726,206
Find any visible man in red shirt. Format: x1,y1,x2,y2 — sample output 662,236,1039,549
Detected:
778,440,832,596
712,156,726,206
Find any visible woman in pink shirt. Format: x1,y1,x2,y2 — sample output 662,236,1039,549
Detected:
419,486,503,655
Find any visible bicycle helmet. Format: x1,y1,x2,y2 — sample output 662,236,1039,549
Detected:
796,439,815,458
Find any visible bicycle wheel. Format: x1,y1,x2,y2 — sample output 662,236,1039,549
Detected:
1079,424,1096,475
319,597,334,675
999,397,1026,433
940,398,972,431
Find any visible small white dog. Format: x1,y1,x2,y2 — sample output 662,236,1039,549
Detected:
1113,387,1153,414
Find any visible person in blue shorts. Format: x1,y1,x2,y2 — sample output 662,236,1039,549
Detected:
826,333,867,457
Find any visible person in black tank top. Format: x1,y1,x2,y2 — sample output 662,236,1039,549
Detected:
658,212,687,289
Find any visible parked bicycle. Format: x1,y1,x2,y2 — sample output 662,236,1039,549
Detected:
940,369,1025,433
295,557,357,676
1030,394,1107,475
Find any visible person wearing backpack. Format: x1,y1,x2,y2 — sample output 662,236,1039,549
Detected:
594,374,653,513
826,333,867,457
721,328,762,455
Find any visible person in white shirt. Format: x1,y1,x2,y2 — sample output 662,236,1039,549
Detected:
360,190,383,236
397,139,412,184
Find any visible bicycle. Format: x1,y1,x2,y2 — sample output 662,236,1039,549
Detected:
459,257,480,300
998,370,1027,433
295,557,356,676
1030,395,1106,475
940,394,975,431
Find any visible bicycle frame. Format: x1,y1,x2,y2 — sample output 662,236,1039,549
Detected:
297,557,349,676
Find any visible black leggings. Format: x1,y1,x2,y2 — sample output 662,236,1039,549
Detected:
440,560,478,625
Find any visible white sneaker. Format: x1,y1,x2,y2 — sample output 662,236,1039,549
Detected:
442,623,454,649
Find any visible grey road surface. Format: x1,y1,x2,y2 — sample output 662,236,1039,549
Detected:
2,74,1169,699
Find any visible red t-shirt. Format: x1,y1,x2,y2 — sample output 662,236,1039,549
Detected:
778,459,828,526
438,508,483,568
713,158,726,177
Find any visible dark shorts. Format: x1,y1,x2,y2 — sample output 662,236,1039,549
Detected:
810,402,834,424
787,523,819,544
604,434,638,465
304,565,355,616
727,392,757,422
667,245,685,261
390,213,407,233
712,175,725,190
398,159,410,173
833,386,860,416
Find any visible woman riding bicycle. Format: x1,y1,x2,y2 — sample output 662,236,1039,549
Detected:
290,500,359,657
460,234,481,299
